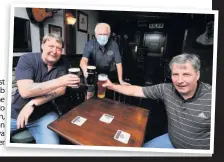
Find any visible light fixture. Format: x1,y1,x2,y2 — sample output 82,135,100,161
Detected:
67,17,76,25
66,12,76,25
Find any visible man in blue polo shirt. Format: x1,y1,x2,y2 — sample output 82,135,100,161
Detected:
80,23,130,99
11,33,80,144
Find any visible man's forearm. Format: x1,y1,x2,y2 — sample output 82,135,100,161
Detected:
30,87,66,106
111,84,142,97
80,58,88,72
116,63,123,82
22,79,62,98
80,65,87,73
80,60,87,70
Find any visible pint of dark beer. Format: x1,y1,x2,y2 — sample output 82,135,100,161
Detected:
87,66,96,86
68,68,80,88
97,74,108,98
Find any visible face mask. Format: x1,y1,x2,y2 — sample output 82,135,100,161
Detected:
96,35,109,46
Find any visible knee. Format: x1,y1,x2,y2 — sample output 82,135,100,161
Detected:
40,112,59,126
10,118,18,133
34,113,60,144
35,130,59,144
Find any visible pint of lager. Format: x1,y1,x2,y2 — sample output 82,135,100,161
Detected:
68,68,80,88
87,66,96,86
97,74,108,98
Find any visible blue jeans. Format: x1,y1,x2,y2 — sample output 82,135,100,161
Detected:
143,133,174,148
11,112,59,144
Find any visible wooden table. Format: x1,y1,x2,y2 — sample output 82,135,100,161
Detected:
48,97,149,147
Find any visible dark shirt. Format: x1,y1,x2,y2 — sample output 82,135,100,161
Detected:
11,53,68,121
142,82,212,149
83,38,121,74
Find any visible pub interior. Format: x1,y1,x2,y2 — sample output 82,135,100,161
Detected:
11,7,214,145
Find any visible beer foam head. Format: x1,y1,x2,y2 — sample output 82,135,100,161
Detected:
98,74,108,81
69,68,80,73
87,66,96,70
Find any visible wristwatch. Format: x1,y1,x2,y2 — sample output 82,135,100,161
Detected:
28,100,37,108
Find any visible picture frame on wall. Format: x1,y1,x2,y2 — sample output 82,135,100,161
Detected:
48,24,62,37
77,11,88,33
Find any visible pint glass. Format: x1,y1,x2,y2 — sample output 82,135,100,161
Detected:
68,68,80,88
87,66,96,86
97,74,108,98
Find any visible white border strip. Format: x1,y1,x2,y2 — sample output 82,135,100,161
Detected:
12,3,217,14
210,10,219,155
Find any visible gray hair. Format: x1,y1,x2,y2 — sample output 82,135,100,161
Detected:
42,33,64,48
94,23,111,34
169,53,201,72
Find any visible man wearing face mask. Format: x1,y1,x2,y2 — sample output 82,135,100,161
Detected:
80,23,130,99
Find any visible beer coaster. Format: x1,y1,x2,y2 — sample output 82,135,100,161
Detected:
114,130,131,144
99,114,114,124
71,116,87,126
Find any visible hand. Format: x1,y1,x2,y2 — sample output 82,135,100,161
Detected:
119,80,131,86
83,69,88,78
67,84,79,88
17,103,34,129
57,74,80,87
102,79,115,90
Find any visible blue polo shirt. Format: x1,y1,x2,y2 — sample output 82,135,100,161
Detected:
83,38,121,74
11,53,68,121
